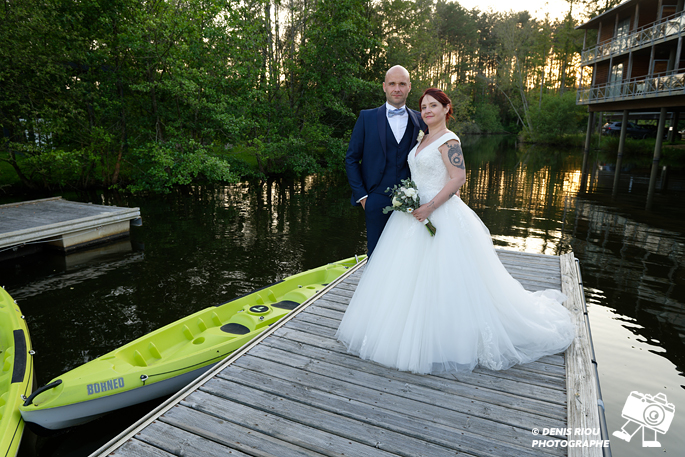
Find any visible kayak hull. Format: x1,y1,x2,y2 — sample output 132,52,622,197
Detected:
21,361,213,432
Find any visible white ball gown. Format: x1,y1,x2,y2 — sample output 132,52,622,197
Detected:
336,131,575,375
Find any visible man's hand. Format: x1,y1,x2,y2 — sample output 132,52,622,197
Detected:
360,197,367,210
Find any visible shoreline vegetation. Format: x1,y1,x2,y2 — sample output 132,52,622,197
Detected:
4,0,682,197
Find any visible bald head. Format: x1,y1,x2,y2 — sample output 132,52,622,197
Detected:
385,65,410,82
383,66,411,109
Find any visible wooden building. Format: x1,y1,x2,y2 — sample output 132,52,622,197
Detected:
576,0,685,207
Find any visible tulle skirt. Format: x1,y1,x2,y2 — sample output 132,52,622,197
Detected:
335,196,575,375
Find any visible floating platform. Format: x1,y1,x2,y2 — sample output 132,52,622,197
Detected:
0,197,140,254
92,250,608,457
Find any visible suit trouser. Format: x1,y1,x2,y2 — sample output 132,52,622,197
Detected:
364,192,392,256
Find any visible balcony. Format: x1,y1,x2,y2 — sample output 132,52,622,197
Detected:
577,70,685,105
581,11,685,65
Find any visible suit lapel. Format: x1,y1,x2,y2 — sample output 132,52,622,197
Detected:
407,109,422,146
376,105,387,157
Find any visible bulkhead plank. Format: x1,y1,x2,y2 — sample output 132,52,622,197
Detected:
560,253,602,457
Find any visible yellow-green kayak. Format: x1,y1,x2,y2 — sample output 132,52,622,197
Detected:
20,256,363,432
0,286,34,457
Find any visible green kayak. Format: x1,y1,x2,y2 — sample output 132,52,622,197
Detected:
0,286,34,456
21,256,363,432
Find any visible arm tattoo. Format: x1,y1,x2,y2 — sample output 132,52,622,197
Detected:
447,142,465,169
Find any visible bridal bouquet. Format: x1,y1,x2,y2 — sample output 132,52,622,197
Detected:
383,178,436,236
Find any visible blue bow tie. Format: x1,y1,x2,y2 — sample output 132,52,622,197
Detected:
388,107,406,118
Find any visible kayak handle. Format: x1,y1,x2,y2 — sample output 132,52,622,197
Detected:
23,379,62,406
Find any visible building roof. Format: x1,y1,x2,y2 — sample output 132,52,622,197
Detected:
576,0,637,30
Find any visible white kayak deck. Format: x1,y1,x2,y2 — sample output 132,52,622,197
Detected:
0,197,140,252
92,250,606,457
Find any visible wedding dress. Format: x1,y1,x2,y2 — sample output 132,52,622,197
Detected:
336,132,575,374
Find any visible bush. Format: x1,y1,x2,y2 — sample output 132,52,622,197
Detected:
127,138,238,193
525,91,587,144
473,101,504,133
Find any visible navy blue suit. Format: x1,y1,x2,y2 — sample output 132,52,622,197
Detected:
346,105,426,255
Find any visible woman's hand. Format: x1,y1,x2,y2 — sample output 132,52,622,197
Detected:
412,201,435,222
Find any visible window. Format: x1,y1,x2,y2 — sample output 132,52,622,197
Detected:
609,63,624,97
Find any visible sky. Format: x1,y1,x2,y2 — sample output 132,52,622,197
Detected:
456,0,574,20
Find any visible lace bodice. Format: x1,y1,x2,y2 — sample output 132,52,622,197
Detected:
408,132,460,202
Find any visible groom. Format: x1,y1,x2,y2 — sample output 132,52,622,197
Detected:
345,65,426,256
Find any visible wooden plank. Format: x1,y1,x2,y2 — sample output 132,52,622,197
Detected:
496,249,563,262
198,377,560,457
234,346,567,432
497,265,560,282
215,364,565,456
327,286,356,298
280,319,568,379
262,334,568,410
112,438,177,457
497,256,562,272
135,420,254,457
273,325,567,391
185,388,476,457
307,298,348,313
315,290,353,305
248,342,566,420
162,401,390,457
560,252,602,457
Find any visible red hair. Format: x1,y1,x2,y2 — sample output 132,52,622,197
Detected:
419,88,454,123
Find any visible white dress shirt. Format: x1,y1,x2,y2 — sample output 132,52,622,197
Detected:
386,102,408,144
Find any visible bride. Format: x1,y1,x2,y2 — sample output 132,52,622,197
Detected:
336,88,575,375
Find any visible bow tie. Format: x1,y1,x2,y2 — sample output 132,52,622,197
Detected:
388,107,406,118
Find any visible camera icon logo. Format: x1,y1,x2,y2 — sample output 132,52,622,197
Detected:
612,391,675,447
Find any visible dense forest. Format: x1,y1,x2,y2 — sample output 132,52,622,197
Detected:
1,0,621,193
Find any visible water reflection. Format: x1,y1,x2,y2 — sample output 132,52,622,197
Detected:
2,135,683,456
571,198,685,366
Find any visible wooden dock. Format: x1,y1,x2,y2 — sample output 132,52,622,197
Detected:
92,250,607,457
0,197,140,253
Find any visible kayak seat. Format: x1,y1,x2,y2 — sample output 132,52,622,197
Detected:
220,323,251,335
272,300,300,310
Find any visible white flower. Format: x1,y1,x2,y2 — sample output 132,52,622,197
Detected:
403,187,417,198
417,130,425,142
392,196,402,207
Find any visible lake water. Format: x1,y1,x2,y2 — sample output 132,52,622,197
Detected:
2,135,683,456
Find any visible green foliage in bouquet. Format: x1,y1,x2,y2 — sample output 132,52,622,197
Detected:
382,178,436,236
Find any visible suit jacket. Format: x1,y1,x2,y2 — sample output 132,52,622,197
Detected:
345,105,426,205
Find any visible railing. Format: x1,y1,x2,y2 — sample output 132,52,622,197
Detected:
576,70,685,104
581,10,685,65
